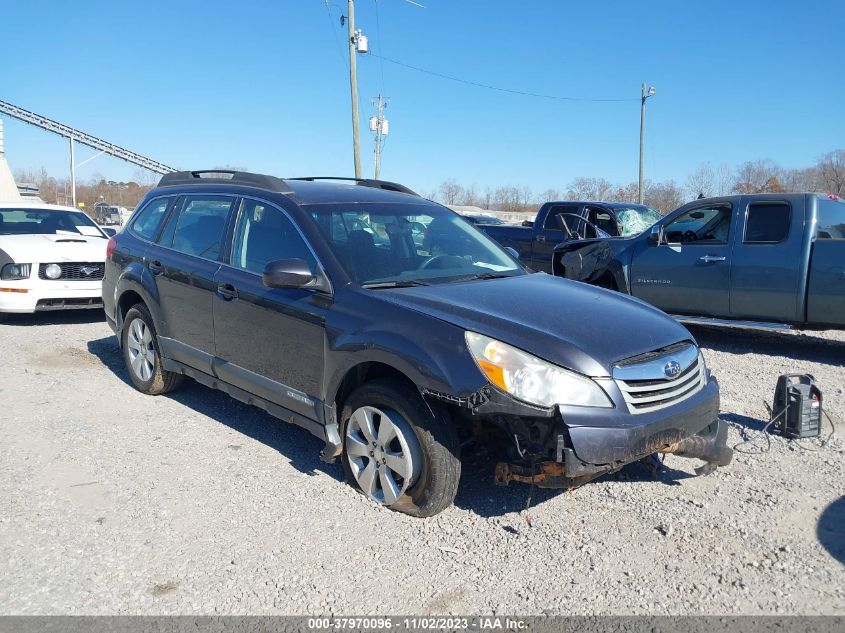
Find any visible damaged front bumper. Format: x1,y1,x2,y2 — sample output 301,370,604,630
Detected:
435,373,732,488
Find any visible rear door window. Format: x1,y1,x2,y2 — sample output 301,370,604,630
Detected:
816,199,845,239
161,195,234,260
130,197,172,241
744,202,791,244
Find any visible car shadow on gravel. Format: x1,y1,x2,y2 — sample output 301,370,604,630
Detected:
1,310,105,326
453,452,693,518
817,496,845,565
86,335,344,482
687,325,845,365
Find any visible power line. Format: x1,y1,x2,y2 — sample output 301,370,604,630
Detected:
373,0,386,93
369,53,638,102
323,0,348,71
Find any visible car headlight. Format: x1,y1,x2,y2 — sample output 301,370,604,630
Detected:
465,331,613,408
0,263,32,280
44,264,62,279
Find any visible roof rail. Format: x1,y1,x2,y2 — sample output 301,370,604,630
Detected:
289,177,419,197
158,170,294,194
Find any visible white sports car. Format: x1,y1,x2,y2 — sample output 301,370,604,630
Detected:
0,202,110,316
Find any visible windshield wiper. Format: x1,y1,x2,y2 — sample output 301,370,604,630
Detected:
454,272,515,282
361,279,431,289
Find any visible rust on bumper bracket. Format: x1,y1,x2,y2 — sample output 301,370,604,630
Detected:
494,461,603,489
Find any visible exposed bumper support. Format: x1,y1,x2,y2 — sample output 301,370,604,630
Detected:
495,418,733,488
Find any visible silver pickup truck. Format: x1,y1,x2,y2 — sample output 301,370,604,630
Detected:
554,193,845,330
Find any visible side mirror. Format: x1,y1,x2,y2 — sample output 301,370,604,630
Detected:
262,258,317,289
504,246,519,259
648,225,664,245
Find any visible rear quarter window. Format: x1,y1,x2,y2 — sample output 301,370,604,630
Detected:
130,197,172,241
744,202,791,244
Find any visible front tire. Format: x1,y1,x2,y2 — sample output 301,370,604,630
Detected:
121,304,183,395
340,380,461,517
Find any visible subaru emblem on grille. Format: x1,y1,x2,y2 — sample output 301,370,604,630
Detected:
80,266,99,276
664,360,682,378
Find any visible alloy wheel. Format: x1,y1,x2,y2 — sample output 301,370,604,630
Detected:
345,405,422,505
126,318,155,382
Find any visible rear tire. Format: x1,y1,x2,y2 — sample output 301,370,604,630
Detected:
121,304,183,395
340,380,461,517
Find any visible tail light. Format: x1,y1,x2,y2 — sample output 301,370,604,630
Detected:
106,236,117,258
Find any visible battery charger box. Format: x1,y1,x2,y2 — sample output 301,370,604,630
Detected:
772,374,822,439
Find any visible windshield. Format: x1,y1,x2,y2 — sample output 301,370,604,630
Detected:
0,208,104,237
306,202,523,286
615,207,662,237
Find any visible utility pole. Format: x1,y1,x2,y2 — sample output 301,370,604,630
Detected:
370,95,389,179
638,83,656,205
347,0,363,178
69,137,76,207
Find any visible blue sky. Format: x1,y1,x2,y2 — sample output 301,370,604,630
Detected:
1,0,842,196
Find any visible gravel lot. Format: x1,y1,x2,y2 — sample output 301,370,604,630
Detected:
0,312,842,615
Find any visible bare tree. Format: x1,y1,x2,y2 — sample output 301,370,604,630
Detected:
733,159,785,194
566,177,613,201
818,150,845,195
611,182,639,203
644,180,684,214
714,163,733,196
539,188,561,203
438,179,463,205
685,162,716,199
459,184,479,207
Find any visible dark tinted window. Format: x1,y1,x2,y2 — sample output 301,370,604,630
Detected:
131,197,171,240
543,205,582,231
745,202,791,244
664,205,732,244
167,196,233,259
231,199,317,274
586,207,617,237
817,199,845,239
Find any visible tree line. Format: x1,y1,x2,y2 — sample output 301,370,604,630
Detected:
13,167,157,215
14,149,845,218
427,149,845,215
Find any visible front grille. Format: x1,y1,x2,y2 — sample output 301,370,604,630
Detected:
38,262,105,281
614,344,706,414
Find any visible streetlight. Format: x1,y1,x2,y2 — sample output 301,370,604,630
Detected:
638,83,656,205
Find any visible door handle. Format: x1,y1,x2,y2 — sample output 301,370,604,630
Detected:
148,260,164,275
535,235,546,242
216,283,239,301
699,255,726,263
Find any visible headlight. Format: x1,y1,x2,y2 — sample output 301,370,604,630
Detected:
465,331,613,408
0,263,31,280
44,264,62,279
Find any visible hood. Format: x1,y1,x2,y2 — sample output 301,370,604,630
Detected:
374,273,694,377
0,233,108,265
